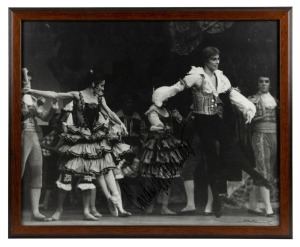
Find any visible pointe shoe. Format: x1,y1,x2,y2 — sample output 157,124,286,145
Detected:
90,209,102,218
51,211,62,221
118,210,132,217
83,213,100,221
109,195,131,217
161,207,176,215
107,198,118,217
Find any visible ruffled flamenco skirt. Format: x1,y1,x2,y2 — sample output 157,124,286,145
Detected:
140,133,187,179
57,122,133,187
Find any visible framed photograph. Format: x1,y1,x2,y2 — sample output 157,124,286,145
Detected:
9,8,292,238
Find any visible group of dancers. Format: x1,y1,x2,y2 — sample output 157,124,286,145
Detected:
21,46,278,222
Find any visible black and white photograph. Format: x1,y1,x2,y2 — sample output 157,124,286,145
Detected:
19,18,282,228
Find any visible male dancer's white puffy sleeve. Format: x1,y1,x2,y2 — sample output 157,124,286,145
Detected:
223,75,256,119
172,66,205,93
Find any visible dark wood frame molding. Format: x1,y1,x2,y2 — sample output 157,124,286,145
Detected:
9,7,292,238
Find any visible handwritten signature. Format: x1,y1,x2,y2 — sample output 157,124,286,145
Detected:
239,219,274,225
120,123,195,211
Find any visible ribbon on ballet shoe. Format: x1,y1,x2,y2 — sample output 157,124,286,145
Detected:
107,198,118,217
109,195,121,205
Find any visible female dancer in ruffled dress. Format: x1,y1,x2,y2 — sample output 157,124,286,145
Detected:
26,70,132,220
140,85,188,215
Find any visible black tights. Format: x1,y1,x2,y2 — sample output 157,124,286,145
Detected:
194,114,268,212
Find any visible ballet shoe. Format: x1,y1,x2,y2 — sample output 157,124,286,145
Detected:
107,198,118,217
109,195,131,217
161,207,177,215
118,210,132,217
109,195,120,205
51,211,62,221
178,210,196,215
202,212,213,216
179,206,196,215
31,213,52,222
90,209,102,218
247,209,265,216
83,213,100,221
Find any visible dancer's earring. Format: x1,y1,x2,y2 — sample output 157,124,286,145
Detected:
91,82,96,96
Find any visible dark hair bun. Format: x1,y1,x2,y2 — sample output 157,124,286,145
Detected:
86,68,105,85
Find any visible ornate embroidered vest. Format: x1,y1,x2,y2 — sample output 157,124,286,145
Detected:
191,88,223,115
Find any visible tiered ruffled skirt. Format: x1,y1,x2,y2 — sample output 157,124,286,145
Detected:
140,133,186,179
58,122,132,176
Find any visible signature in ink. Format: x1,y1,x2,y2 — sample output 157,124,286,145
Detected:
240,219,274,225
120,123,195,211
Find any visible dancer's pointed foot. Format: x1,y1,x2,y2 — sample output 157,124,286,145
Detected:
83,213,100,221
90,208,102,218
179,207,196,215
118,210,132,217
181,205,196,212
31,213,51,222
109,195,131,217
107,197,118,217
51,211,62,221
161,207,176,215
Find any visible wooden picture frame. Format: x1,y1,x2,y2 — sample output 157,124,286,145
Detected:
9,7,292,238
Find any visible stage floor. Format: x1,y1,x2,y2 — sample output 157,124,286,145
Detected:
22,205,279,226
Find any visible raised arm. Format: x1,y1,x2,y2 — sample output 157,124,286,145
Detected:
28,89,78,100
181,66,205,88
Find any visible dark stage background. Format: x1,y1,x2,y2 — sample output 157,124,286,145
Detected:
21,20,279,211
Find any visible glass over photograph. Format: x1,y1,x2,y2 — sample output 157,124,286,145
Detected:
20,20,280,226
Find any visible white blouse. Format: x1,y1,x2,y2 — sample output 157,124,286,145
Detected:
172,66,256,118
